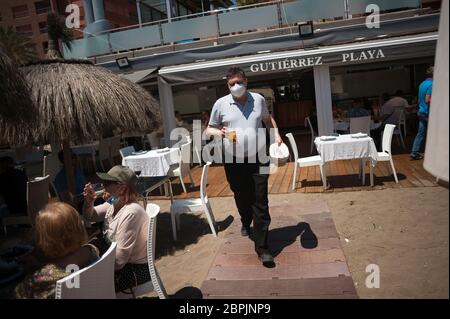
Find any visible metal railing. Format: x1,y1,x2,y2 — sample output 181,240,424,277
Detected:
64,0,422,59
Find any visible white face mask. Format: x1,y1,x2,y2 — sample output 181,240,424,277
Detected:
229,83,246,98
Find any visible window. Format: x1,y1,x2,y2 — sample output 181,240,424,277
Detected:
38,21,47,33
35,0,52,15
12,5,29,19
16,24,33,36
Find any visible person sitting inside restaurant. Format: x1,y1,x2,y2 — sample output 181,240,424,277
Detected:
0,156,28,217
175,111,186,127
378,91,409,126
82,165,151,293
15,202,99,299
54,150,86,208
347,98,370,118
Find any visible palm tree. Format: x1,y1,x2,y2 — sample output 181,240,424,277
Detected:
0,27,37,65
46,13,73,58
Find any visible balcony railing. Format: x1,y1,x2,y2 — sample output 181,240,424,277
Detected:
63,0,423,59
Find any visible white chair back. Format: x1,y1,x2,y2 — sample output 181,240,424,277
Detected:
350,116,371,134
144,204,168,299
119,146,135,159
382,124,396,154
200,162,211,204
55,242,117,299
179,142,192,177
109,136,122,162
43,154,61,182
305,117,316,137
146,132,160,150
27,175,51,226
285,133,299,162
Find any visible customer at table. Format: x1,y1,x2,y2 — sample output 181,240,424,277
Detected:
379,91,409,126
347,98,370,118
83,165,151,293
15,202,99,299
0,156,28,217
54,150,86,208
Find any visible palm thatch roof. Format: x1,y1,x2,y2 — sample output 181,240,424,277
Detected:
0,49,34,122
16,59,161,145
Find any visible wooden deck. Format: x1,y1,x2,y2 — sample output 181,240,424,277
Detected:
149,154,438,200
201,201,358,298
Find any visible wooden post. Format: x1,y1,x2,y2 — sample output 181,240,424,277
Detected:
62,140,76,201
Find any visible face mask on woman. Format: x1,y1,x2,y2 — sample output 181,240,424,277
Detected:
229,83,246,98
106,195,119,206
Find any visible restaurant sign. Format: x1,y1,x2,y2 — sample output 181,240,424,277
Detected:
249,49,386,73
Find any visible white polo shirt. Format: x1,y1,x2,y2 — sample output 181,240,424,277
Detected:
209,92,270,158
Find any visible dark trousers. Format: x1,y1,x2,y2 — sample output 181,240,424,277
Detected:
224,160,270,253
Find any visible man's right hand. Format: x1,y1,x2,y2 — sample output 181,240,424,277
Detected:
83,183,95,207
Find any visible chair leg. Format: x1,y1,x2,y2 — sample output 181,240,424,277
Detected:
204,203,217,237
188,171,195,187
292,164,298,191
399,132,406,150
179,176,187,193
170,210,177,241
389,157,399,183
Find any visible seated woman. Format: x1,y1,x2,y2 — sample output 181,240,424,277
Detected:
15,203,99,299
82,165,150,293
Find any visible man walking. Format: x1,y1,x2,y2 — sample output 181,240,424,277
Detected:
206,67,282,267
411,66,433,160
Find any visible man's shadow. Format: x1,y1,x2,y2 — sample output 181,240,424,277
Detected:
268,222,318,257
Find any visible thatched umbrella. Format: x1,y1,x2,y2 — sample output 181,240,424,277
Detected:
18,58,161,195
0,49,34,130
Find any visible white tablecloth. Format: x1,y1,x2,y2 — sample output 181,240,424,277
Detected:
122,148,180,177
315,134,378,165
334,120,382,132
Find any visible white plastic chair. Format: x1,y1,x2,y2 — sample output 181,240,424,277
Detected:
116,204,168,299
119,146,135,159
393,110,406,149
168,141,194,193
109,135,122,165
98,138,111,171
169,162,217,241
285,133,324,190
1,175,50,235
350,116,371,135
377,124,399,183
305,117,317,155
55,242,117,299
43,154,62,197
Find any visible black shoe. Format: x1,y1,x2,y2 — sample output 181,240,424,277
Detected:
257,251,275,268
410,154,423,160
240,225,250,237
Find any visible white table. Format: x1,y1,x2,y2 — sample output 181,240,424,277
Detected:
122,148,180,177
315,134,378,187
334,120,382,132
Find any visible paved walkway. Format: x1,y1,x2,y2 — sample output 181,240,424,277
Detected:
201,201,358,298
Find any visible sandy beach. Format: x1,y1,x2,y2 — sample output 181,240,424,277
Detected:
151,185,449,299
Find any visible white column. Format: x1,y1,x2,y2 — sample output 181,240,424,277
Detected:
313,65,334,136
136,0,142,27
157,76,177,146
424,0,449,182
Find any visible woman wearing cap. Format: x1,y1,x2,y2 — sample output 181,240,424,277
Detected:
83,165,150,293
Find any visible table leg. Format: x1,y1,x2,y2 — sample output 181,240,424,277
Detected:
370,161,374,187
321,163,327,190
168,180,174,203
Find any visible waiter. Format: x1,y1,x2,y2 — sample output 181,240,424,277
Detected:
206,67,282,267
